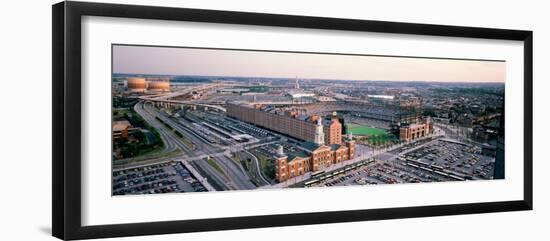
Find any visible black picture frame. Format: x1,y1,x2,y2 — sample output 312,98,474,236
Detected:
52,1,533,240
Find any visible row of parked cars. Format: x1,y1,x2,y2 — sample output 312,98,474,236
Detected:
174,162,207,192
403,140,494,180
113,178,179,195
112,162,187,195
315,160,446,188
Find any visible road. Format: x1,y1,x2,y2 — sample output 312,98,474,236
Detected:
243,150,272,186
139,83,228,112
112,103,183,169
143,102,255,190
142,102,232,190
132,102,231,190
134,102,179,152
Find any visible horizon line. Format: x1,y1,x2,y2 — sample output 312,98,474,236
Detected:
112,72,505,84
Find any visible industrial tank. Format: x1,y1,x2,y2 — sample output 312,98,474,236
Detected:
126,77,147,92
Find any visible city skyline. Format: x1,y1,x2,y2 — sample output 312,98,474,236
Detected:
113,45,506,83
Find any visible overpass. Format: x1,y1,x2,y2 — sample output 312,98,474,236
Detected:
139,83,228,112
140,98,227,112
153,83,230,100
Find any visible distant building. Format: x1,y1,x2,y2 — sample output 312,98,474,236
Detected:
112,120,133,140
147,78,170,92
217,88,250,94
125,77,170,93
398,96,422,108
367,94,394,100
399,117,433,141
288,91,315,99
127,77,147,92
286,77,315,103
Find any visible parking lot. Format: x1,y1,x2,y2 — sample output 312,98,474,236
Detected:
399,139,495,180
312,161,438,187
112,161,207,195
309,139,496,188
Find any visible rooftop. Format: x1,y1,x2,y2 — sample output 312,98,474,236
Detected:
287,150,310,162
299,141,321,152
113,120,132,132
329,144,347,151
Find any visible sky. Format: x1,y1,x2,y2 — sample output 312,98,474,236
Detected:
113,45,506,83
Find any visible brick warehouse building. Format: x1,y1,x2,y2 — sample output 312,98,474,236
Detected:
274,137,355,182
399,116,433,141
324,115,342,145
226,103,354,182
226,103,342,145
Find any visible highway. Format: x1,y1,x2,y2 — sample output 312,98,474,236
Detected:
142,102,256,190
134,102,179,153
243,150,271,185
139,83,229,112
138,102,231,191
111,103,182,169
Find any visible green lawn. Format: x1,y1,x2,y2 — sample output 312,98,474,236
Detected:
207,158,226,176
250,149,275,180
346,124,387,136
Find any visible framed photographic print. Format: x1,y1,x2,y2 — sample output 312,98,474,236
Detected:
52,1,533,240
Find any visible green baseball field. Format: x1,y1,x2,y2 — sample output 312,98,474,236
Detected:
345,124,387,136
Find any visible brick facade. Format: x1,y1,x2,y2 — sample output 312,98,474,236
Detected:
324,117,342,145
227,103,318,142
275,141,356,182
399,117,433,141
